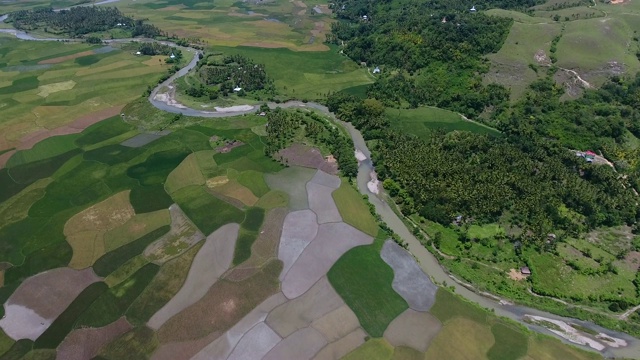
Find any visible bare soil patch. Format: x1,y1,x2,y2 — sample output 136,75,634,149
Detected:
57,317,132,360
383,309,441,352
5,267,99,319
309,170,341,189
227,322,282,360
380,240,437,312
307,182,342,224
144,204,205,264
148,223,239,330
18,105,124,151
509,268,528,281
276,144,338,175
282,222,373,299
312,328,367,360
157,260,282,343
207,180,258,206
278,209,318,281
624,251,640,271
191,292,288,360
38,50,95,65
263,326,327,360
267,277,344,337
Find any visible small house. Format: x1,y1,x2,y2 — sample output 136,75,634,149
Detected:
520,267,531,276
233,87,242,92
135,51,141,55
441,17,447,23
259,112,266,116
170,53,176,59
362,15,368,20
585,150,596,156
470,5,476,11
373,66,381,74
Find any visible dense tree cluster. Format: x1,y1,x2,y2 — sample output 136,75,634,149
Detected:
197,54,274,95
326,91,639,245
264,108,358,178
138,43,180,56
8,6,161,38
328,0,530,116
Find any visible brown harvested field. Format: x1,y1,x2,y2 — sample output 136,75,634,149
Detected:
104,209,171,252
0,267,100,340
207,180,258,207
38,50,95,64
311,304,361,343
150,331,220,360
64,191,134,269
383,309,441,352
275,144,338,175
57,317,132,360
191,293,288,360
148,223,239,330
144,204,205,264
224,207,287,282
17,105,124,150
266,277,344,338
157,260,283,343
312,328,367,360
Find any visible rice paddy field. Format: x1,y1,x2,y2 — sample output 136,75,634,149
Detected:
112,0,335,51
0,36,174,153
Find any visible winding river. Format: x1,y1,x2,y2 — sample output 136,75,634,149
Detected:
2,16,640,358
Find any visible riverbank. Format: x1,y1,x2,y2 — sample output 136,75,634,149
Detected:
2,20,640,358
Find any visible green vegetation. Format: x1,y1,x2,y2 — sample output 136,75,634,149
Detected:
487,322,529,360
343,338,394,360
237,170,270,198
75,264,160,328
129,184,174,214
93,226,170,277
6,134,80,168
328,244,408,337
233,207,266,265
127,149,190,186
430,288,488,324
34,282,108,349
0,340,34,360
8,6,161,38
386,107,500,138
0,330,15,358
98,326,159,360
332,181,379,236
127,242,203,325
172,185,245,235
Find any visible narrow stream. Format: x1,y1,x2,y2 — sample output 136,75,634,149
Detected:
1,17,639,358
